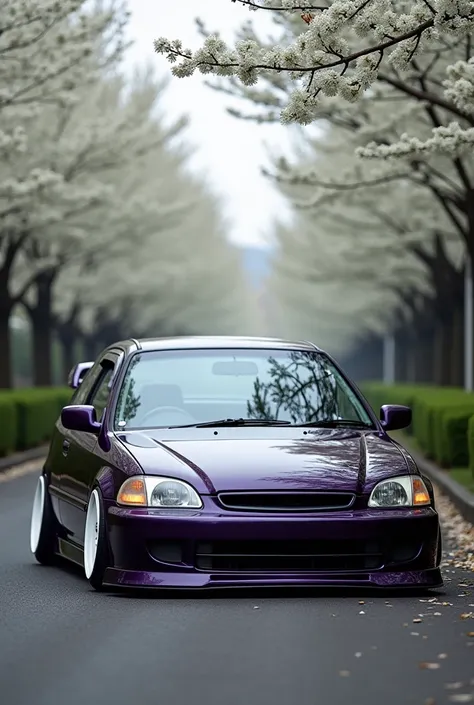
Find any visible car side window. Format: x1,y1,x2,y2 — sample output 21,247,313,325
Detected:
71,364,103,405
89,366,114,421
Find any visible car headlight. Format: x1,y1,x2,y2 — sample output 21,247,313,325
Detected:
117,476,203,508
368,475,431,508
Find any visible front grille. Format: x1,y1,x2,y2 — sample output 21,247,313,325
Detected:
195,539,384,572
217,492,355,512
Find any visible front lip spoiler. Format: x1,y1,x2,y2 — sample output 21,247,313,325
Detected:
102,568,443,591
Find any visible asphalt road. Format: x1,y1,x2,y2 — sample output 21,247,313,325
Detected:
1,469,473,705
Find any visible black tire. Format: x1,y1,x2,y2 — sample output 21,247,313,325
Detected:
84,487,111,592
30,474,57,565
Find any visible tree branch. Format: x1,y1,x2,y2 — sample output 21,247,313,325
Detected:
378,72,474,125
158,19,435,79
231,0,329,10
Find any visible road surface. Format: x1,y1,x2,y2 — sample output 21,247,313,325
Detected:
1,468,473,705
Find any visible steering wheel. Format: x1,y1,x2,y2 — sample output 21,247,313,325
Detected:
140,406,195,426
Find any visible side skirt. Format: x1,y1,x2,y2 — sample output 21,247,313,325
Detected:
57,537,84,568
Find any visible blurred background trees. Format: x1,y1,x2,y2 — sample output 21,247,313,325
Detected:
156,0,474,389
3,1,474,392
0,1,257,388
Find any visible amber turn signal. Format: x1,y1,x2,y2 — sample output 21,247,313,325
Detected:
117,478,147,506
412,477,431,506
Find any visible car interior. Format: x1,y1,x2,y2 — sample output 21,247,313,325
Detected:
130,382,250,426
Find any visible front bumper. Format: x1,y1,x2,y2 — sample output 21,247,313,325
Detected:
104,501,442,590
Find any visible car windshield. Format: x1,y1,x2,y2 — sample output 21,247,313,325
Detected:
113,348,373,429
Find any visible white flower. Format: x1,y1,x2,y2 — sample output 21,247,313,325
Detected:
154,0,474,141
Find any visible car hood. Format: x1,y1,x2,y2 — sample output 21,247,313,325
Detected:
115,428,412,494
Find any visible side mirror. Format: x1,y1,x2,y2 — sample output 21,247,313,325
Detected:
380,404,412,431
68,361,94,390
61,405,101,434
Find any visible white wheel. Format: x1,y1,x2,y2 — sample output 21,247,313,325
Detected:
30,474,56,564
83,487,111,590
30,475,45,554
84,489,100,579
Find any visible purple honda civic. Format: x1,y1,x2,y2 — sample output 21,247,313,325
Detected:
30,336,442,592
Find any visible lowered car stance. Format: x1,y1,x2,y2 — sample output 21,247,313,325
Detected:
30,336,442,591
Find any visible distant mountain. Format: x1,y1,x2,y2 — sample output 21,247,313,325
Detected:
240,246,272,288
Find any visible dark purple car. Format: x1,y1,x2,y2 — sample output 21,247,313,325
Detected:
30,336,442,592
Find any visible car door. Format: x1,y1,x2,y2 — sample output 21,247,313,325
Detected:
59,353,119,546
48,358,104,528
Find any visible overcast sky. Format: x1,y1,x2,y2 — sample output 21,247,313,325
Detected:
125,0,294,248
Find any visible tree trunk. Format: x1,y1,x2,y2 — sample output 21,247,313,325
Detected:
411,231,463,387
433,318,452,386
0,232,30,388
54,301,83,381
465,253,474,391
82,335,98,361
395,329,409,382
415,326,435,383
28,274,55,387
57,327,76,383
0,267,15,388
31,317,52,387
361,336,383,381
465,200,474,391
451,301,464,386
0,304,13,389
93,309,122,351
404,332,417,383
337,335,383,382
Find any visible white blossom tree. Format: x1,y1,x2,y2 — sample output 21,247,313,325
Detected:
0,1,128,108
155,1,474,147
266,113,465,382
0,0,129,386
0,1,271,388
0,0,129,224
52,175,253,380
154,2,474,384
41,66,252,382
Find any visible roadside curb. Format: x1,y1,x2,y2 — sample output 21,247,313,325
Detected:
0,446,48,474
409,448,474,526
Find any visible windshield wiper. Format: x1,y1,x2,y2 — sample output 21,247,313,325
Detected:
293,419,373,428
173,418,293,428
161,418,373,430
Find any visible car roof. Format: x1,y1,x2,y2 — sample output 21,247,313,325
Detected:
109,336,322,355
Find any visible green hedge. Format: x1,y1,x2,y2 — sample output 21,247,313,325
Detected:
441,409,474,468
0,396,18,456
4,381,474,475
468,415,474,476
0,387,72,457
361,382,474,473
358,382,436,436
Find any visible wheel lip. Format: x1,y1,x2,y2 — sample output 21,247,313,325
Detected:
84,489,101,579
30,475,46,554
